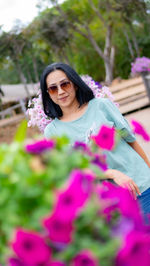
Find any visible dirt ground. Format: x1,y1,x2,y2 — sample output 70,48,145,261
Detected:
0,119,40,144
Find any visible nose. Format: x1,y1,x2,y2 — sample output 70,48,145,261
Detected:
57,85,65,95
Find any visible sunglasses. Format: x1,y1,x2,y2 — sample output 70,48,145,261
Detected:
47,80,72,94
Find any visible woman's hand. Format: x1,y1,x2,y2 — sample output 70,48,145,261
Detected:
105,169,141,200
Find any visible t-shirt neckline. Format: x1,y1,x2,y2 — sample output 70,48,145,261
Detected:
55,98,95,124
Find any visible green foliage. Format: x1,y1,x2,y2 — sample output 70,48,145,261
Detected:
0,0,150,83
0,136,97,262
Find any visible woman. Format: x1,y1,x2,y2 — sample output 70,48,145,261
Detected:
40,62,150,216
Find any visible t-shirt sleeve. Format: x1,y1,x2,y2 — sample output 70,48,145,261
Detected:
44,122,56,139
100,98,136,142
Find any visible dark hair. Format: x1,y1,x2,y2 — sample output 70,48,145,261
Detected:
40,62,95,119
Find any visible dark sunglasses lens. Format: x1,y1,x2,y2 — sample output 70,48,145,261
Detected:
61,81,71,90
48,86,57,94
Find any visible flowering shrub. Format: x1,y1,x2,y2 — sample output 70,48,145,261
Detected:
0,120,150,265
26,75,118,132
131,57,150,74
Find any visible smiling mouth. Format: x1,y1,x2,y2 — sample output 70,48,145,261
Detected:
59,96,68,101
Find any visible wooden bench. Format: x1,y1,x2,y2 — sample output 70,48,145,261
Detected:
110,76,150,114
0,99,27,119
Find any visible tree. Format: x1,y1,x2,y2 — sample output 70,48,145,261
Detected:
46,0,122,84
0,30,32,97
38,9,72,64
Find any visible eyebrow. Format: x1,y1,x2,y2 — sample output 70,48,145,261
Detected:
48,78,68,86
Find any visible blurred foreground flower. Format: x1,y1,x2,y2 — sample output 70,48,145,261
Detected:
116,230,150,266
131,120,150,141
11,229,51,265
91,125,115,150
71,250,99,266
0,122,149,265
25,139,55,154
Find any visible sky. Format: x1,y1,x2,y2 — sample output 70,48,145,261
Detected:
0,0,59,32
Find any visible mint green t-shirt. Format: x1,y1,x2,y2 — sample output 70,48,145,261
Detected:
44,98,150,193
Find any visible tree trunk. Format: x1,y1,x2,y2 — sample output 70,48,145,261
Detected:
130,27,140,57
104,58,113,84
53,1,114,83
103,24,114,83
32,57,39,83
110,45,115,75
123,29,135,59
15,61,31,99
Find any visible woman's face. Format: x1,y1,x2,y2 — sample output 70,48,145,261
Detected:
46,70,78,109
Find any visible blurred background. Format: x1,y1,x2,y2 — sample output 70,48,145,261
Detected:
0,0,150,157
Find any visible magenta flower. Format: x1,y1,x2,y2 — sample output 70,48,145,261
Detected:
116,230,150,266
8,258,24,266
11,229,51,265
131,120,150,141
91,125,115,150
48,261,66,266
92,153,108,171
43,212,74,244
97,181,144,229
54,187,88,221
73,141,92,156
72,250,99,266
25,139,55,154
54,170,94,221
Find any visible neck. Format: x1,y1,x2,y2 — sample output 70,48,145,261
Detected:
60,101,88,122
61,99,80,118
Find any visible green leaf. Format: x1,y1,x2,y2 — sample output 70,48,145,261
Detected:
14,119,27,143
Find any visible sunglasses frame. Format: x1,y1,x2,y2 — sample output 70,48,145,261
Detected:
47,80,72,94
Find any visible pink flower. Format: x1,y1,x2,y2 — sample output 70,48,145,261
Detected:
71,250,99,266
48,261,66,266
54,187,88,221
25,139,55,154
54,170,94,221
131,120,150,141
92,125,115,150
8,258,24,266
73,141,92,156
97,181,144,229
43,212,74,244
11,229,51,265
116,230,150,266
92,153,108,171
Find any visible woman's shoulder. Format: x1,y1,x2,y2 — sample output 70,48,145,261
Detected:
89,97,111,107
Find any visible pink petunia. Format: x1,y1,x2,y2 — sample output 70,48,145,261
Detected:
54,170,94,221
11,229,51,265
8,257,24,266
116,230,150,266
71,250,99,266
73,141,92,156
92,153,108,171
91,125,116,150
131,120,150,141
96,181,144,229
54,187,88,221
48,261,66,266
25,139,55,154
43,212,74,244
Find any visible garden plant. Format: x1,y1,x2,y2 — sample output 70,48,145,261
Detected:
0,116,150,265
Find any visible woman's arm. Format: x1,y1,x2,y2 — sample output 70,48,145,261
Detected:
105,169,141,199
128,140,150,168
